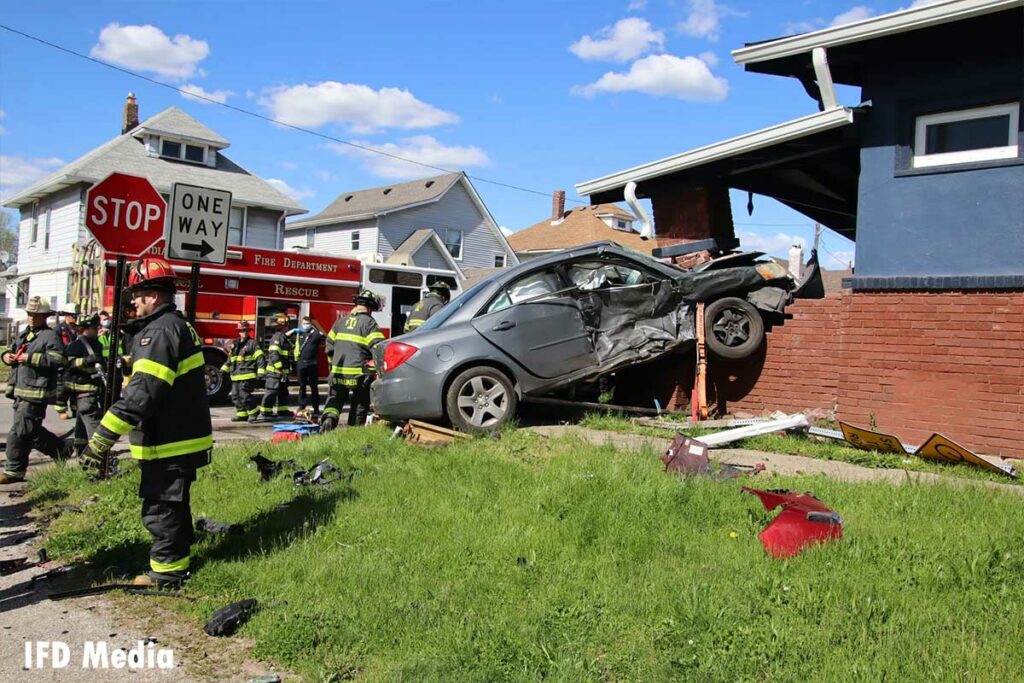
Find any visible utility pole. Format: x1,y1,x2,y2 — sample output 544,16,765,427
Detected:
813,223,823,254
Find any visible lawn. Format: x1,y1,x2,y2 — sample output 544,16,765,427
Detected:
30,426,1024,681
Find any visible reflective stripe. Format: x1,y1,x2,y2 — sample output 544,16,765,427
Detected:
268,345,281,352
327,330,337,341
247,408,260,416
66,382,97,392
252,349,264,358
230,372,257,381
130,435,213,460
321,407,340,417
177,351,205,377
150,555,190,573
406,320,423,329
134,358,176,385
47,351,67,364
236,410,248,417
331,366,364,375
101,411,134,436
13,387,49,399
332,332,379,346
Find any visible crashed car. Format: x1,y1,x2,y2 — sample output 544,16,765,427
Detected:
371,241,822,432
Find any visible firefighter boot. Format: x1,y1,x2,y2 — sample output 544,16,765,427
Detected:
132,570,188,588
0,472,26,485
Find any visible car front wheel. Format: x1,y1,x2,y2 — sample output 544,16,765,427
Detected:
445,366,517,433
704,297,765,359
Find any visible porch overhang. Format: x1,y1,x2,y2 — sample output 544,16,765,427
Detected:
575,107,862,240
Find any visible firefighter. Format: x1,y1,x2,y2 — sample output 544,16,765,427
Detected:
98,310,113,360
80,257,212,587
64,314,106,457
256,313,293,421
405,281,452,332
1,297,72,484
320,290,384,431
53,304,79,420
221,321,265,423
293,316,324,417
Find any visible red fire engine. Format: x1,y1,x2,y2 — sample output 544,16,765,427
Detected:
72,240,460,402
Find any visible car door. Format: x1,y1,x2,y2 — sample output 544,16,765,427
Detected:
472,268,597,379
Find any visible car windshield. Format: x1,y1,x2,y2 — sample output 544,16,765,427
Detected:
415,278,494,331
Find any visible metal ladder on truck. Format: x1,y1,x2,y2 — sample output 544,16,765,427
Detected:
69,240,106,315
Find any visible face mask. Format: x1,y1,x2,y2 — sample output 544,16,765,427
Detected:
302,323,312,331
101,320,111,329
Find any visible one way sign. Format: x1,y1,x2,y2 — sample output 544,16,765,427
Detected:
166,183,232,265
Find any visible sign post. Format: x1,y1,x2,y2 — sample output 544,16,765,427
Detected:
84,172,167,478
166,183,232,323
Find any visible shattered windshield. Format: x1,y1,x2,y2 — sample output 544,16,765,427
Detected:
567,261,647,291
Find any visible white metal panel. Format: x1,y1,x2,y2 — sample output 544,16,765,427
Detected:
301,219,379,258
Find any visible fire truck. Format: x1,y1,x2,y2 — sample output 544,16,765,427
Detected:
70,240,461,402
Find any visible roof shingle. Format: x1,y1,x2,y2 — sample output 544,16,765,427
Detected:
508,204,654,254
288,172,462,227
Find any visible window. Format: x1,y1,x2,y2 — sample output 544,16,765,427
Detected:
368,268,422,287
567,261,646,291
305,228,316,249
494,254,506,268
160,139,182,159
44,208,51,250
15,278,29,307
913,103,1020,168
30,202,39,244
617,220,627,229
184,144,205,163
486,269,561,314
444,229,463,260
351,231,360,251
228,206,245,246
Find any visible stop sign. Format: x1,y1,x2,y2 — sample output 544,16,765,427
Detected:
84,173,167,257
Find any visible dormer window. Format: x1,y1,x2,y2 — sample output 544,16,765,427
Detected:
160,137,207,164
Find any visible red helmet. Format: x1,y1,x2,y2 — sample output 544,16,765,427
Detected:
127,258,178,291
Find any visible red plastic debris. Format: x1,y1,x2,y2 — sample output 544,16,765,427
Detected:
270,432,302,444
742,487,843,558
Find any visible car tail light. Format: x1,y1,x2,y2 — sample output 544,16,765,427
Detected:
382,342,418,373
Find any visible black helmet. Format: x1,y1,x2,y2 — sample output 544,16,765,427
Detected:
80,314,101,329
355,289,381,311
429,281,452,293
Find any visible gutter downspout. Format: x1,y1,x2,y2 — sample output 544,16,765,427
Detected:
812,47,839,110
624,181,654,240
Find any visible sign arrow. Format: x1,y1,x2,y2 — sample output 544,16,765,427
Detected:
180,240,214,257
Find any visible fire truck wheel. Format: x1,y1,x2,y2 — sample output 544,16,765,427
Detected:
203,348,231,404
445,366,517,434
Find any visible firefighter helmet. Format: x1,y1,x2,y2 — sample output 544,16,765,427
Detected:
80,314,101,329
428,281,452,293
127,257,178,292
236,321,251,331
354,289,381,311
274,313,290,327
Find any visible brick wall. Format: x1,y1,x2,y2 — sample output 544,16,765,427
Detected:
698,290,1024,457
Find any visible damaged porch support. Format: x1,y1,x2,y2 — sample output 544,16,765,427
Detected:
650,183,738,259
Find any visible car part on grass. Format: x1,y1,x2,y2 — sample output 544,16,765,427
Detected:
662,432,710,474
49,584,183,600
717,462,766,480
743,487,843,558
293,459,357,487
204,598,258,636
635,416,776,430
249,453,299,481
195,518,244,535
400,419,471,446
695,413,810,448
248,676,282,683
0,557,32,576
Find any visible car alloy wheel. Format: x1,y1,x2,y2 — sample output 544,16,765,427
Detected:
446,366,517,433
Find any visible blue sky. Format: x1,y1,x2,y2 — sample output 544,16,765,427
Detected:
1,0,932,268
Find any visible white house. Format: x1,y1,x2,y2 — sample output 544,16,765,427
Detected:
284,172,518,276
2,95,307,321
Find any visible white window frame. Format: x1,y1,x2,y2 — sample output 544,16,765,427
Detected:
444,228,464,261
30,202,39,245
44,208,51,251
228,205,247,246
159,137,207,165
351,230,360,251
913,103,1020,169
494,254,506,268
305,227,316,249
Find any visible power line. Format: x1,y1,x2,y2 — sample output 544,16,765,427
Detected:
0,23,589,205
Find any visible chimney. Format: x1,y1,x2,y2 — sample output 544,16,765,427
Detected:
788,243,804,278
550,190,566,224
122,93,139,135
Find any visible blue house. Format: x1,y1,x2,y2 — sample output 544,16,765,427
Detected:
575,0,1024,456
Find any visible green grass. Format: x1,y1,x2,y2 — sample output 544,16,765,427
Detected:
580,412,1020,486
31,427,1024,681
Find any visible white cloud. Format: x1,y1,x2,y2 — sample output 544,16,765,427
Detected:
822,249,855,270
571,54,729,101
569,18,665,62
265,178,315,201
698,51,719,67
316,170,337,183
261,82,459,133
0,155,64,200
677,0,746,42
783,18,825,35
908,0,945,7
628,0,647,11
736,229,806,255
327,135,490,179
830,5,875,26
499,226,513,236
90,23,209,80
180,83,233,105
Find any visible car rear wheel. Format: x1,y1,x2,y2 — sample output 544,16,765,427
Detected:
704,297,764,360
445,366,517,433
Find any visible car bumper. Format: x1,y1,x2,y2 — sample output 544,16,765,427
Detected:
371,370,445,421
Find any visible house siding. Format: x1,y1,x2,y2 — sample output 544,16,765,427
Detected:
377,182,509,270
411,239,451,270
854,15,1024,279
245,207,283,249
284,219,379,258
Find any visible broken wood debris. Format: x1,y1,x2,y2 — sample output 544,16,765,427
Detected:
399,419,470,446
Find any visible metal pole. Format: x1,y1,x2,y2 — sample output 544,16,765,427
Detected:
101,255,127,479
186,263,200,323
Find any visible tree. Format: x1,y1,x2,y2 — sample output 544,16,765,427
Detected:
0,210,18,266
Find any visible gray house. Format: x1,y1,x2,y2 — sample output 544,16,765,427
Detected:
2,95,306,320
283,172,518,276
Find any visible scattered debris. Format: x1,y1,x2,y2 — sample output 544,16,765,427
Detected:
742,487,843,558
196,518,244,535
915,433,1016,478
697,413,810,448
204,598,258,637
292,459,356,487
838,421,907,454
636,416,774,430
522,396,662,416
399,419,470,446
662,433,710,475
248,676,282,683
249,453,298,481
0,557,31,576
49,584,182,600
